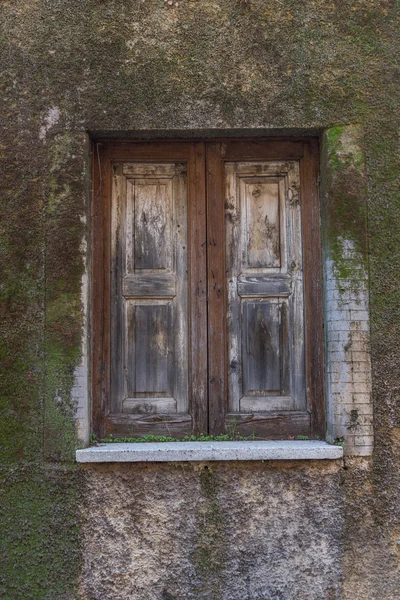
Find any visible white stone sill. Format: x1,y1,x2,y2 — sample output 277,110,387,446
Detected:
76,440,343,463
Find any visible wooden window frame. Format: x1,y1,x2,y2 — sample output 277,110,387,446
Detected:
92,138,324,440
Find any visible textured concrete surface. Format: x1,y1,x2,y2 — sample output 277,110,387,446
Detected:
79,460,344,600
76,440,344,462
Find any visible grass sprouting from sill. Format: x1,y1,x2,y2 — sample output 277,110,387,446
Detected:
90,433,254,445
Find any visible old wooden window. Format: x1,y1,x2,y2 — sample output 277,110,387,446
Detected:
92,140,324,439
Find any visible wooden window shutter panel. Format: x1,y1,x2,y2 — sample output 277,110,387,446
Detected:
221,140,324,439
111,162,189,416
92,142,207,438
224,157,309,438
92,140,324,440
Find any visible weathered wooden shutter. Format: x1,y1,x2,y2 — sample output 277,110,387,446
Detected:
93,140,324,439
111,162,189,416
224,159,308,433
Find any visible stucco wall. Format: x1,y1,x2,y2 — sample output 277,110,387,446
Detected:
1,0,400,598
80,461,343,600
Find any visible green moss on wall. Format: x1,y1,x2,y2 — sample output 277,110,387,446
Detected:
0,148,45,464
192,466,226,599
321,124,368,284
43,133,90,462
0,465,84,600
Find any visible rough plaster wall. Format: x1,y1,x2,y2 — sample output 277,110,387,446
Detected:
1,0,400,598
80,461,343,600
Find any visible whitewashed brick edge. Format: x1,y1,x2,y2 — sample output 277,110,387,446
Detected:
324,248,373,456
72,253,90,444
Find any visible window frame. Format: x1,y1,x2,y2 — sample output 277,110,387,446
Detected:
91,138,324,440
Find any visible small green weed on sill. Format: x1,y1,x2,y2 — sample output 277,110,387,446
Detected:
333,438,345,447
90,433,254,445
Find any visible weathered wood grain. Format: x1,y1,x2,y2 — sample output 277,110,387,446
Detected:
300,140,325,438
92,142,111,438
122,274,176,297
188,142,208,435
224,141,305,161
123,398,177,414
133,179,173,270
105,413,192,438
122,163,177,177
243,179,281,268
126,302,172,397
237,275,291,297
106,143,190,161
225,160,306,417
242,299,281,395
226,411,311,439
93,139,324,439
207,143,227,434
111,162,188,417
239,396,295,412
110,164,127,413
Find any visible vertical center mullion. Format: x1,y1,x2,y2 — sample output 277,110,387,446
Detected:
206,142,227,435
189,142,208,435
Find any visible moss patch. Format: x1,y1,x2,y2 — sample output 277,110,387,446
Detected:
321,124,368,284
192,466,226,599
0,465,83,600
43,133,90,462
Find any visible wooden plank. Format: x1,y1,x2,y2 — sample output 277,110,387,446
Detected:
105,413,192,438
92,142,111,438
110,164,127,413
281,299,290,395
106,143,191,162
127,302,172,397
188,143,208,434
173,164,189,414
226,411,311,439
224,141,304,161
242,179,281,268
235,163,293,177
242,299,281,395
240,396,295,412
225,162,241,412
300,139,325,438
206,143,227,434
101,148,112,436
123,398,177,414
123,163,177,177
238,276,291,297
133,178,173,270
122,274,176,297
283,161,306,411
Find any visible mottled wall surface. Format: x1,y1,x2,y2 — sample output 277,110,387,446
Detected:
1,0,400,598
81,461,343,600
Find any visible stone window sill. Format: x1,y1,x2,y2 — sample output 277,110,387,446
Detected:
76,440,343,463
